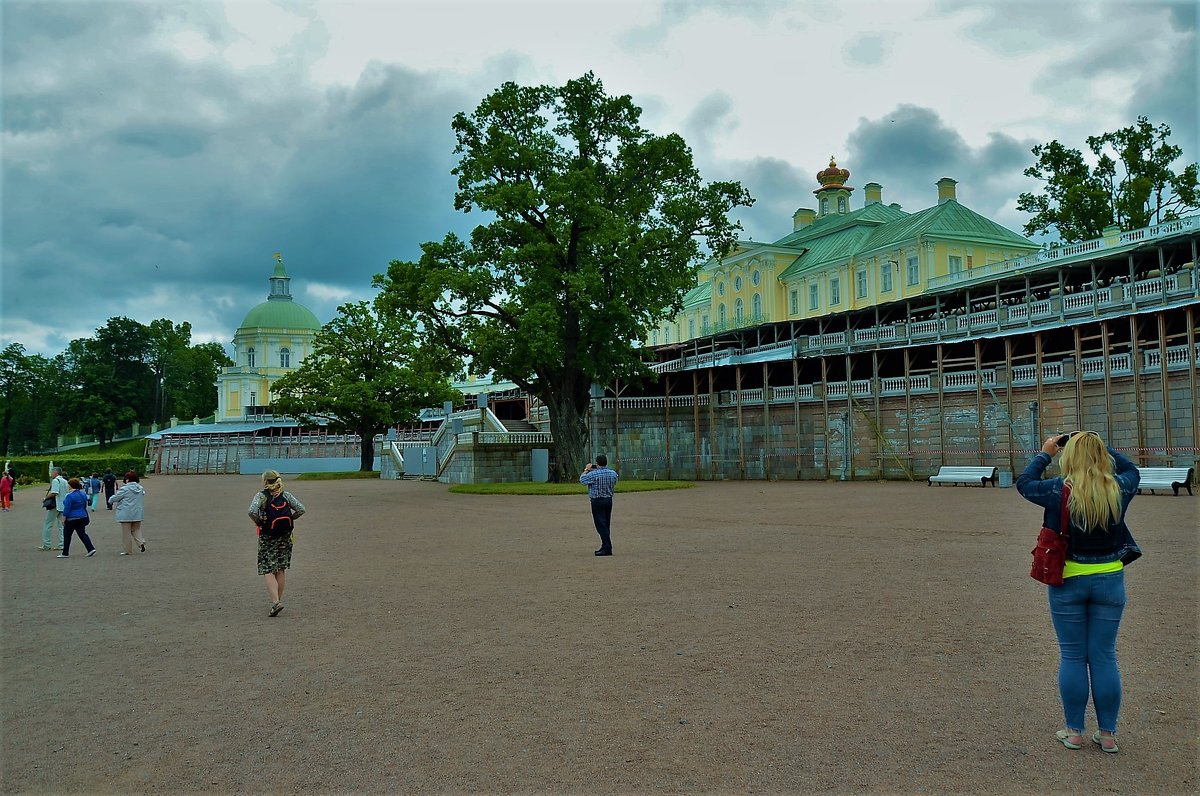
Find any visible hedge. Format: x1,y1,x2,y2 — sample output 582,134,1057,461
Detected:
5,456,148,485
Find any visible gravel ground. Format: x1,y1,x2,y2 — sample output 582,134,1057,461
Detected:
1,475,1196,795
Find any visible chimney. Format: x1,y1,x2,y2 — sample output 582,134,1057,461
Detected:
792,207,816,230
937,177,957,204
863,182,883,205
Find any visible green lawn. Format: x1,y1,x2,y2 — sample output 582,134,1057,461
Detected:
448,480,694,495
294,471,382,481
59,438,149,457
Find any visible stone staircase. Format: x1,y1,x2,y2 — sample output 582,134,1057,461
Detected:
502,418,538,433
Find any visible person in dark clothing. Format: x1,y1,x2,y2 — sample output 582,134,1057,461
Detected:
102,469,117,510
57,478,97,558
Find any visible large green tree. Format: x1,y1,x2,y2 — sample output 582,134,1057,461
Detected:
270,300,459,471
60,317,154,446
375,73,752,478
1017,116,1199,242
0,343,37,456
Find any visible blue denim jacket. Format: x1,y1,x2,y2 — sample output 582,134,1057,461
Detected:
1016,448,1142,564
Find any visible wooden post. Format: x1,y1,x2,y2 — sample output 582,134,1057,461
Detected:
708,368,717,481
792,355,802,480
762,362,772,481
664,374,672,480
1004,336,1015,472
936,343,945,468
1101,320,1114,444
693,370,701,481
1189,305,1200,454
904,347,913,475
845,352,855,480
614,380,621,472
1073,326,1084,433
735,364,745,480
872,350,883,477
1157,312,1171,465
1034,331,1045,440
820,356,830,480
975,339,985,466
1129,315,1146,464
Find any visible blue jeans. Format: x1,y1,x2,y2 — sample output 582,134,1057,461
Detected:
1048,571,1126,733
590,497,613,551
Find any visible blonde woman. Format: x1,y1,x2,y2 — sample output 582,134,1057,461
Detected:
248,470,305,617
1017,431,1141,754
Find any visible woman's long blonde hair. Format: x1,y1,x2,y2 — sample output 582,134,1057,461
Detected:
262,469,284,496
1059,432,1121,532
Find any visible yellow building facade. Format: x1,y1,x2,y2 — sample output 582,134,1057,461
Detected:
215,258,321,421
651,159,1039,346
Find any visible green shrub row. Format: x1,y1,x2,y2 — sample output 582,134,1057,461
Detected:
5,456,148,485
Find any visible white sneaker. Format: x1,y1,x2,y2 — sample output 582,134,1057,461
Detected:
56,554,69,558
119,552,130,556
86,549,97,557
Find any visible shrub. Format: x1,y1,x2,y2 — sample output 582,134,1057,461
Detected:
5,456,148,485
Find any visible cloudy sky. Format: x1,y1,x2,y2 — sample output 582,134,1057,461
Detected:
2,0,1196,356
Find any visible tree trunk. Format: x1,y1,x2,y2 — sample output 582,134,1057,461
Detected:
360,431,375,472
545,383,591,481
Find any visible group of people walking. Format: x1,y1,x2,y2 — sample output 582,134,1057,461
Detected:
39,467,145,557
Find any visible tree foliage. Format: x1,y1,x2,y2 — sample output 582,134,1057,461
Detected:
1,318,233,455
270,300,459,471
375,73,752,477
1017,116,1199,242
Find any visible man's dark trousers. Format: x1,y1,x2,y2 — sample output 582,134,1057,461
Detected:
590,497,613,552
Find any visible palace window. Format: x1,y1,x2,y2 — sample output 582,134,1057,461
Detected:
906,256,919,285
838,196,847,213
652,330,658,345
821,197,829,215
664,326,670,344
279,347,291,368
733,275,743,292
809,283,819,310
752,270,761,286
856,270,868,298
734,298,744,324
246,347,255,368
948,255,963,274
718,304,727,325
688,318,695,338
717,281,725,296
249,391,257,407
752,293,762,320
830,278,841,305
701,314,709,332
880,264,893,293
790,289,799,315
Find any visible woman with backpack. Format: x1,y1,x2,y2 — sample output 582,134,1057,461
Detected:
248,469,305,617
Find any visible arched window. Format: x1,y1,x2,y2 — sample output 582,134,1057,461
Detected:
718,304,727,325
717,281,725,296
688,319,695,338
664,326,670,344
752,293,762,320
733,275,743,292
279,347,291,368
652,330,658,345
247,347,256,368
838,196,847,213
821,197,829,215
734,297,744,323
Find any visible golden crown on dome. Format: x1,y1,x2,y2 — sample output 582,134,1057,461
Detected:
816,156,850,188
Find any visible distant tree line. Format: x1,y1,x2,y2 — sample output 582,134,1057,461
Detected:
0,317,233,455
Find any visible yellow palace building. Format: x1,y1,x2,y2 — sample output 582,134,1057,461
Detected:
215,256,321,421
650,158,1040,346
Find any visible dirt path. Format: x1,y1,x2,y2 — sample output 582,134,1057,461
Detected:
2,476,1196,794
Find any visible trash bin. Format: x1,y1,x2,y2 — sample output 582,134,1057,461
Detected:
998,470,1014,488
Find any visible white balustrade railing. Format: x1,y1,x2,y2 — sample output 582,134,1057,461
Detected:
1109,353,1132,373
473,432,554,445
853,325,899,343
810,331,847,348
1007,300,1055,321
1062,292,1097,312
942,369,998,389
852,379,873,396
598,395,709,409
909,318,949,336
744,340,794,355
965,309,998,326
1123,274,1180,300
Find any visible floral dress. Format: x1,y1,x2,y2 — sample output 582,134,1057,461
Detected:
248,489,306,575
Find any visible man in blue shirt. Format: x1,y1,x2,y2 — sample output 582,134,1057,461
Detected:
580,454,619,556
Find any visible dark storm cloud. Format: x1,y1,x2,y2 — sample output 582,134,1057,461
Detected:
843,33,891,66
726,157,811,242
845,105,1037,229
1,2,476,354
682,92,738,152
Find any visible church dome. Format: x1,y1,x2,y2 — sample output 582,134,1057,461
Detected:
239,300,321,331
236,256,323,332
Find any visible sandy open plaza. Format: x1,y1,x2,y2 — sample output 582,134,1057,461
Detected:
1,475,1196,794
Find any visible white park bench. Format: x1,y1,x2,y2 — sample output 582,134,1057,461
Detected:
1137,466,1194,496
928,466,999,487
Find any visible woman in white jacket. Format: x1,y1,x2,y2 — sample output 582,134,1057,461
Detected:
108,470,147,555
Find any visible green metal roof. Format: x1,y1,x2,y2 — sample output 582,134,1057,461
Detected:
777,226,874,279
680,281,711,310
240,299,322,331
861,200,1034,252
773,202,908,247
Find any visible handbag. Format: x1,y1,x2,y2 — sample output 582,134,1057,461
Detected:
42,495,57,510
1031,484,1072,586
